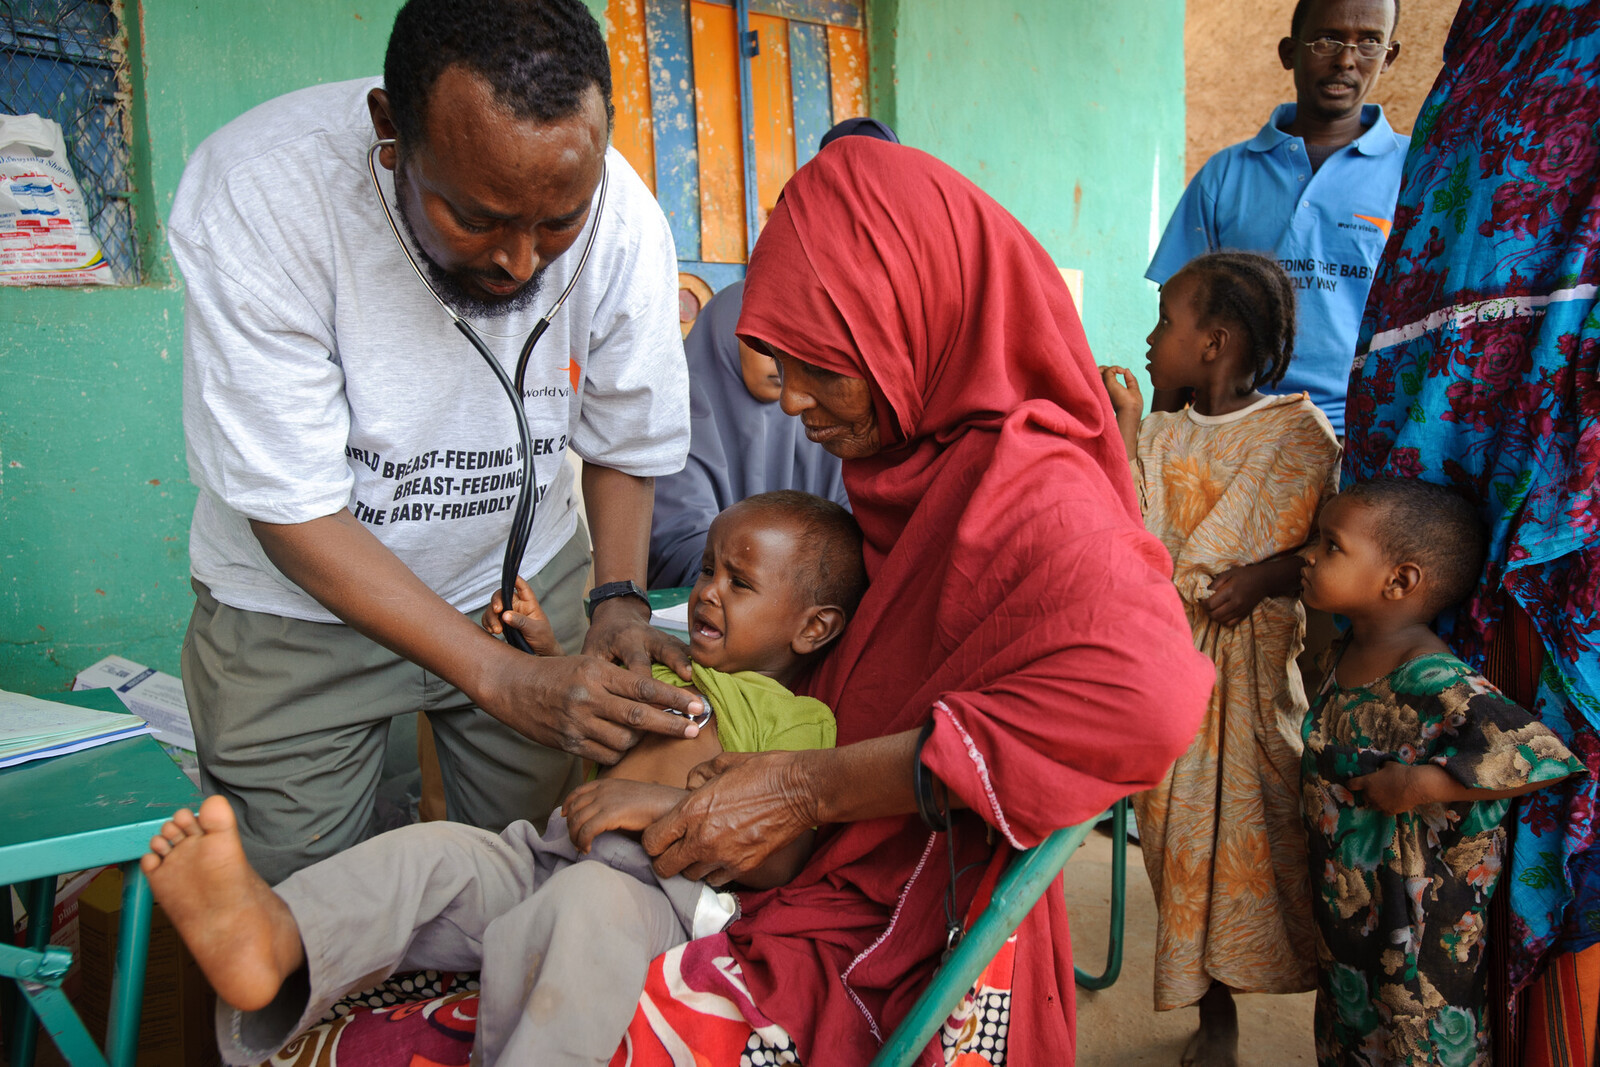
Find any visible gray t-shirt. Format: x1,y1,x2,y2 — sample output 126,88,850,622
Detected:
170,78,688,622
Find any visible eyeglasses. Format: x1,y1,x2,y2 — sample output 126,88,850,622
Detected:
1298,37,1397,59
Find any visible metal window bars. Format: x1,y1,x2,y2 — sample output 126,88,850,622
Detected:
1,0,138,284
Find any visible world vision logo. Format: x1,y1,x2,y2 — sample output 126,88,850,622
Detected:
565,359,581,389
1353,213,1392,237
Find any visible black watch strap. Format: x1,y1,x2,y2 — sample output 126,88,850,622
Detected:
584,579,649,619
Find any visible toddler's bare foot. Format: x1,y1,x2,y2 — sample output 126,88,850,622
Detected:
141,795,305,1011
1180,984,1239,1067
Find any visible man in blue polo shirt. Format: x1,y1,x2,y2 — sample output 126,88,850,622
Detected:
1147,0,1404,436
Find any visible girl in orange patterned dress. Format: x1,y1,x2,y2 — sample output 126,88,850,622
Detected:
1103,250,1339,1067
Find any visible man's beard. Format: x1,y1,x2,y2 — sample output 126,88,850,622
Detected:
392,167,546,319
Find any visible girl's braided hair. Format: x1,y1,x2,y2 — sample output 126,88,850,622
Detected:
1178,251,1297,394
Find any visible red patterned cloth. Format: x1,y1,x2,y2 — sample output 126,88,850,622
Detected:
254,906,1023,1067
1524,941,1600,1067
257,973,478,1067
611,866,1021,1066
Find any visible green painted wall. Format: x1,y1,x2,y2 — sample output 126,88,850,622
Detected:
867,0,1185,383
1,0,610,695
1,0,1178,696
0,2,408,694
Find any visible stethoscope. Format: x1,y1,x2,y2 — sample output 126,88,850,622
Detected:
367,138,609,654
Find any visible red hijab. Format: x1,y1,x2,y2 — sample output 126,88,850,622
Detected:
733,139,1211,1063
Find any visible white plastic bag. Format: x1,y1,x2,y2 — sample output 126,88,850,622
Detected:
0,113,115,285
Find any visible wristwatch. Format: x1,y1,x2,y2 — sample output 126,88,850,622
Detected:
584,579,650,619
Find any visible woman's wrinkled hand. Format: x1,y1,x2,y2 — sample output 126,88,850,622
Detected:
684,750,760,789
642,750,817,886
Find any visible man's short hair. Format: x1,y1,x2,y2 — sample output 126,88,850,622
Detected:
384,0,614,149
1290,0,1401,38
732,491,868,617
1340,477,1485,615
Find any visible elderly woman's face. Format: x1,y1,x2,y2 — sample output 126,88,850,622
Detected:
771,349,881,459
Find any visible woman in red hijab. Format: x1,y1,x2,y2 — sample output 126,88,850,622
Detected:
625,137,1213,1064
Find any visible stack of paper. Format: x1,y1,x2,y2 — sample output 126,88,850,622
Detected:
72,655,197,751
0,689,151,769
649,599,691,633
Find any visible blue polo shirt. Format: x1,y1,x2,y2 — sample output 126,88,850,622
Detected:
1147,104,1407,435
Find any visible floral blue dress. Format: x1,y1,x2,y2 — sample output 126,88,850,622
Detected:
1342,0,1600,996
1302,653,1582,1065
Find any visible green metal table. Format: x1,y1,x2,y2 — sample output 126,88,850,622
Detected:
0,688,202,1067
646,586,692,636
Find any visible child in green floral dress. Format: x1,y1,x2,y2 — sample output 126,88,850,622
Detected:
1299,478,1585,1066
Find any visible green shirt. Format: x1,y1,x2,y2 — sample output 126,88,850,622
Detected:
650,662,835,754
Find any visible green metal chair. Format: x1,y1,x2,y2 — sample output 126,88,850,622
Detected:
1072,796,1127,991
869,814,1098,1067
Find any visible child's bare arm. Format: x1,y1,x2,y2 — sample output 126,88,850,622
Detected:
678,752,832,889
600,694,722,787
565,771,816,886
481,576,563,656
735,829,816,889
565,778,688,851
1099,366,1143,458
1350,761,1575,815
1203,555,1307,625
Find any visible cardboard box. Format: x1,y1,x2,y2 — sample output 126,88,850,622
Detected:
72,655,197,752
76,868,220,1067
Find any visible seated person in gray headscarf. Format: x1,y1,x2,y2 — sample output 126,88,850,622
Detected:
648,281,847,587
648,119,897,589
